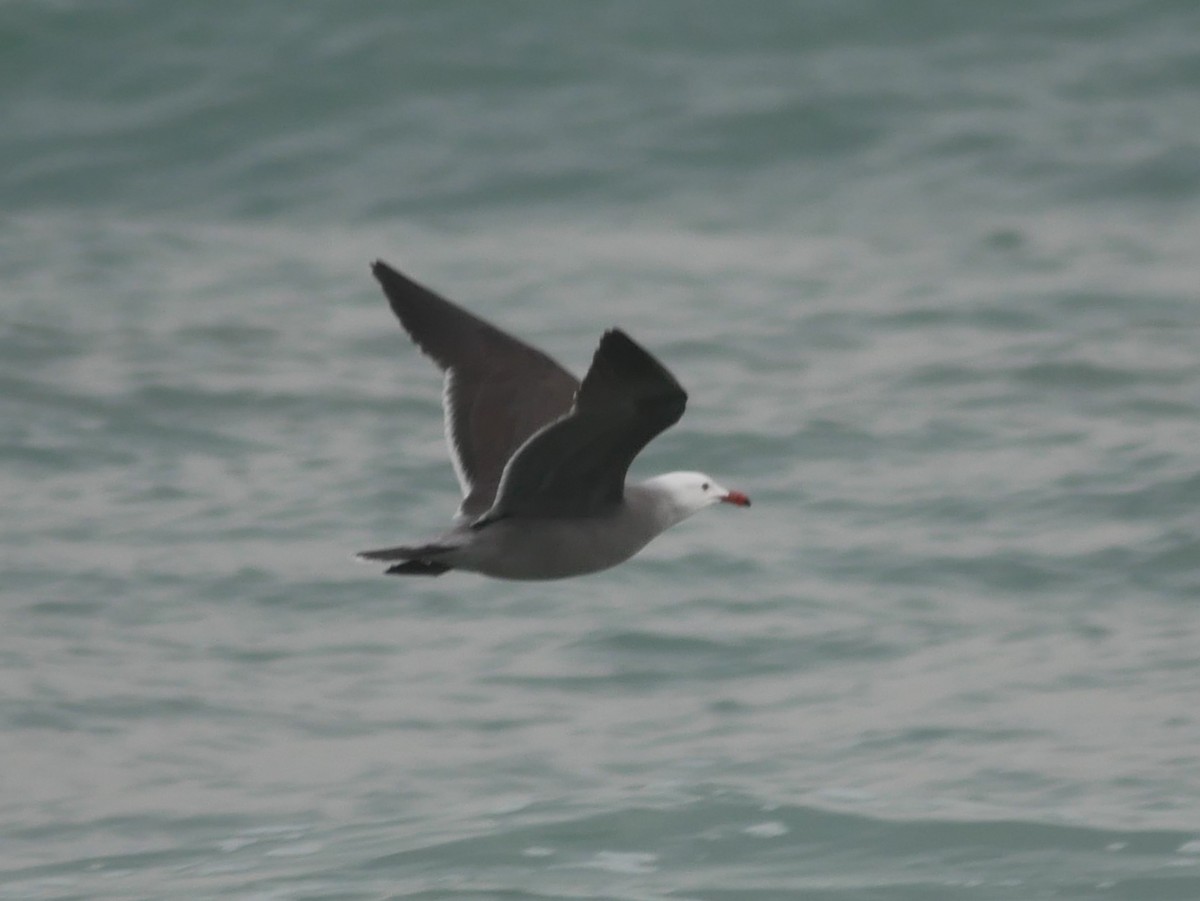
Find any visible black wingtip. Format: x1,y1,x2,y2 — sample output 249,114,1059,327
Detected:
599,327,632,347
588,328,687,406
371,259,395,282
369,259,445,327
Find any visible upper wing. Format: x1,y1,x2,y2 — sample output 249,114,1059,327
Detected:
372,260,579,518
477,329,687,523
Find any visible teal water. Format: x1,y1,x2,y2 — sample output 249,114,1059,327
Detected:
4,1,1200,898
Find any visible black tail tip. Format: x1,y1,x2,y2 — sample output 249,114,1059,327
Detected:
384,560,451,576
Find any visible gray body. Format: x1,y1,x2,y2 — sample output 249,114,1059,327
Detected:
417,483,681,580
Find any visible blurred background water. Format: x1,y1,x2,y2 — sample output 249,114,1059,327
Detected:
3,1,1200,898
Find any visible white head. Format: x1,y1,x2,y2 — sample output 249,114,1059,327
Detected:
643,471,751,526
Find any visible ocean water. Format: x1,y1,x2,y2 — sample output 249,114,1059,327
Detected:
4,1,1200,898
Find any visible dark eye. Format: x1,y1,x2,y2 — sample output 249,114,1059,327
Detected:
702,482,710,491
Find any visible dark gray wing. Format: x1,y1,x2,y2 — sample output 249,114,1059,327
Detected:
372,260,579,519
476,329,687,523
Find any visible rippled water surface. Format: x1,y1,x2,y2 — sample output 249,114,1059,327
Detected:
4,1,1200,898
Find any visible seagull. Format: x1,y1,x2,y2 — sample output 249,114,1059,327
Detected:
357,260,750,580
